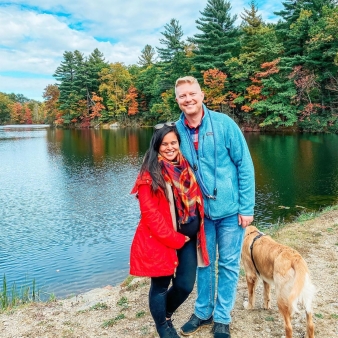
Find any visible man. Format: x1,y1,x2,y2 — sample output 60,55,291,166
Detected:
174,76,255,338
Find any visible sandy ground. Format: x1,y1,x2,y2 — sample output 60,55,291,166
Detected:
1,209,338,338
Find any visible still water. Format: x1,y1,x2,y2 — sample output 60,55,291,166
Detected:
0,125,337,298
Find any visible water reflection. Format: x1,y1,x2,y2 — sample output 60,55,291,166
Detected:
0,127,337,299
247,133,338,224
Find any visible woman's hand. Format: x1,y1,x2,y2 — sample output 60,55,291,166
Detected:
185,236,190,243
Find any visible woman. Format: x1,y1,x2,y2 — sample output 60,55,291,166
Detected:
129,123,209,338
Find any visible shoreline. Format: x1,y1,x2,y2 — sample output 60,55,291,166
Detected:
1,206,338,337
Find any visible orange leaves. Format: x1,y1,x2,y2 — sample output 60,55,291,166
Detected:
299,103,323,121
241,105,253,112
10,102,32,124
202,69,227,110
256,58,281,78
203,69,227,89
246,85,262,98
90,92,105,119
126,86,139,116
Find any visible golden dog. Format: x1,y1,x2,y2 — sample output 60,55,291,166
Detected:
241,225,316,338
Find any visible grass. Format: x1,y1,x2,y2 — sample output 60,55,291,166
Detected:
257,204,338,238
101,313,125,328
136,310,146,318
89,302,109,311
117,296,128,308
0,274,40,312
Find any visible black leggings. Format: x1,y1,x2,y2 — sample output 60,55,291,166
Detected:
149,236,197,330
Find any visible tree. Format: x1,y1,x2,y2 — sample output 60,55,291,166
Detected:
89,93,105,120
53,51,80,124
0,93,13,124
10,102,24,124
86,48,109,100
202,69,228,111
98,62,132,120
126,86,139,116
138,45,156,67
156,18,192,91
134,65,162,114
249,59,298,127
189,0,240,77
43,84,61,125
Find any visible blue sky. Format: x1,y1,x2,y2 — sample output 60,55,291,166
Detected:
0,0,283,101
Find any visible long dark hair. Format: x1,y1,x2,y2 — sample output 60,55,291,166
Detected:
140,125,181,195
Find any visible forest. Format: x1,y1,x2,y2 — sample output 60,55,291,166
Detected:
1,0,338,132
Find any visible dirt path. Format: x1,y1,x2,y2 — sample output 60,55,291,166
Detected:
1,209,338,338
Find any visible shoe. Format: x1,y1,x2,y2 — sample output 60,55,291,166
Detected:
157,322,180,338
180,313,213,336
212,322,231,338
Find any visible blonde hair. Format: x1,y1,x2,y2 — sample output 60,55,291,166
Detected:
175,76,201,96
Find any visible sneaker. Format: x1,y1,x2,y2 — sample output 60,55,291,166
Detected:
212,322,231,338
180,313,213,336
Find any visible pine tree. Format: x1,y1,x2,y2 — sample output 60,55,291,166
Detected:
138,45,156,67
156,18,192,91
189,0,240,77
53,51,79,123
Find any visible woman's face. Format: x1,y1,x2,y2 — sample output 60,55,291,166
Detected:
159,131,179,162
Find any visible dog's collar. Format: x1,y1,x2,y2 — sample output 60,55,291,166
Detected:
245,229,260,238
249,231,266,276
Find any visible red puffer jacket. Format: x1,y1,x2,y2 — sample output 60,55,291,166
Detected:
129,172,186,277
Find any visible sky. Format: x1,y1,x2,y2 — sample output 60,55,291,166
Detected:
0,0,283,101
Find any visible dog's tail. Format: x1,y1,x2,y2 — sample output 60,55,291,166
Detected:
290,259,316,338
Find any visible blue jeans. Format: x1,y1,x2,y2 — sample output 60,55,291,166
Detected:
194,214,245,324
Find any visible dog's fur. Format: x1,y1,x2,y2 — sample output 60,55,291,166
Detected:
241,225,316,338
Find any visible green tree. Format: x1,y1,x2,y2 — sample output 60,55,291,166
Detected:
134,65,162,115
138,45,156,67
53,51,80,124
86,48,109,100
156,18,192,90
189,0,240,77
250,59,298,128
0,92,13,124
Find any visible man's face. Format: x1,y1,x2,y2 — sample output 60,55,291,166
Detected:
175,82,204,117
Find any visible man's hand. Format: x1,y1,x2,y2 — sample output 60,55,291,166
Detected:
238,215,253,228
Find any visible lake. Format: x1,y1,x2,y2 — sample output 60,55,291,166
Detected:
0,125,337,299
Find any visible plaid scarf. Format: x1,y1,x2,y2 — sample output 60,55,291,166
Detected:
158,152,202,224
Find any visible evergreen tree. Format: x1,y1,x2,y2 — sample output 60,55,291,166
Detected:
157,18,185,62
156,18,192,91
138,44,156,67
87,48,109,96
53,51,79,123
240,1,264,51
189,0,240,77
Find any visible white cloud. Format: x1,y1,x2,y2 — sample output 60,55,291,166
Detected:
0,75,54,101
0,1,283,101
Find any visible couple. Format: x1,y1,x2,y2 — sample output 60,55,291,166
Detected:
129,76,255,338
